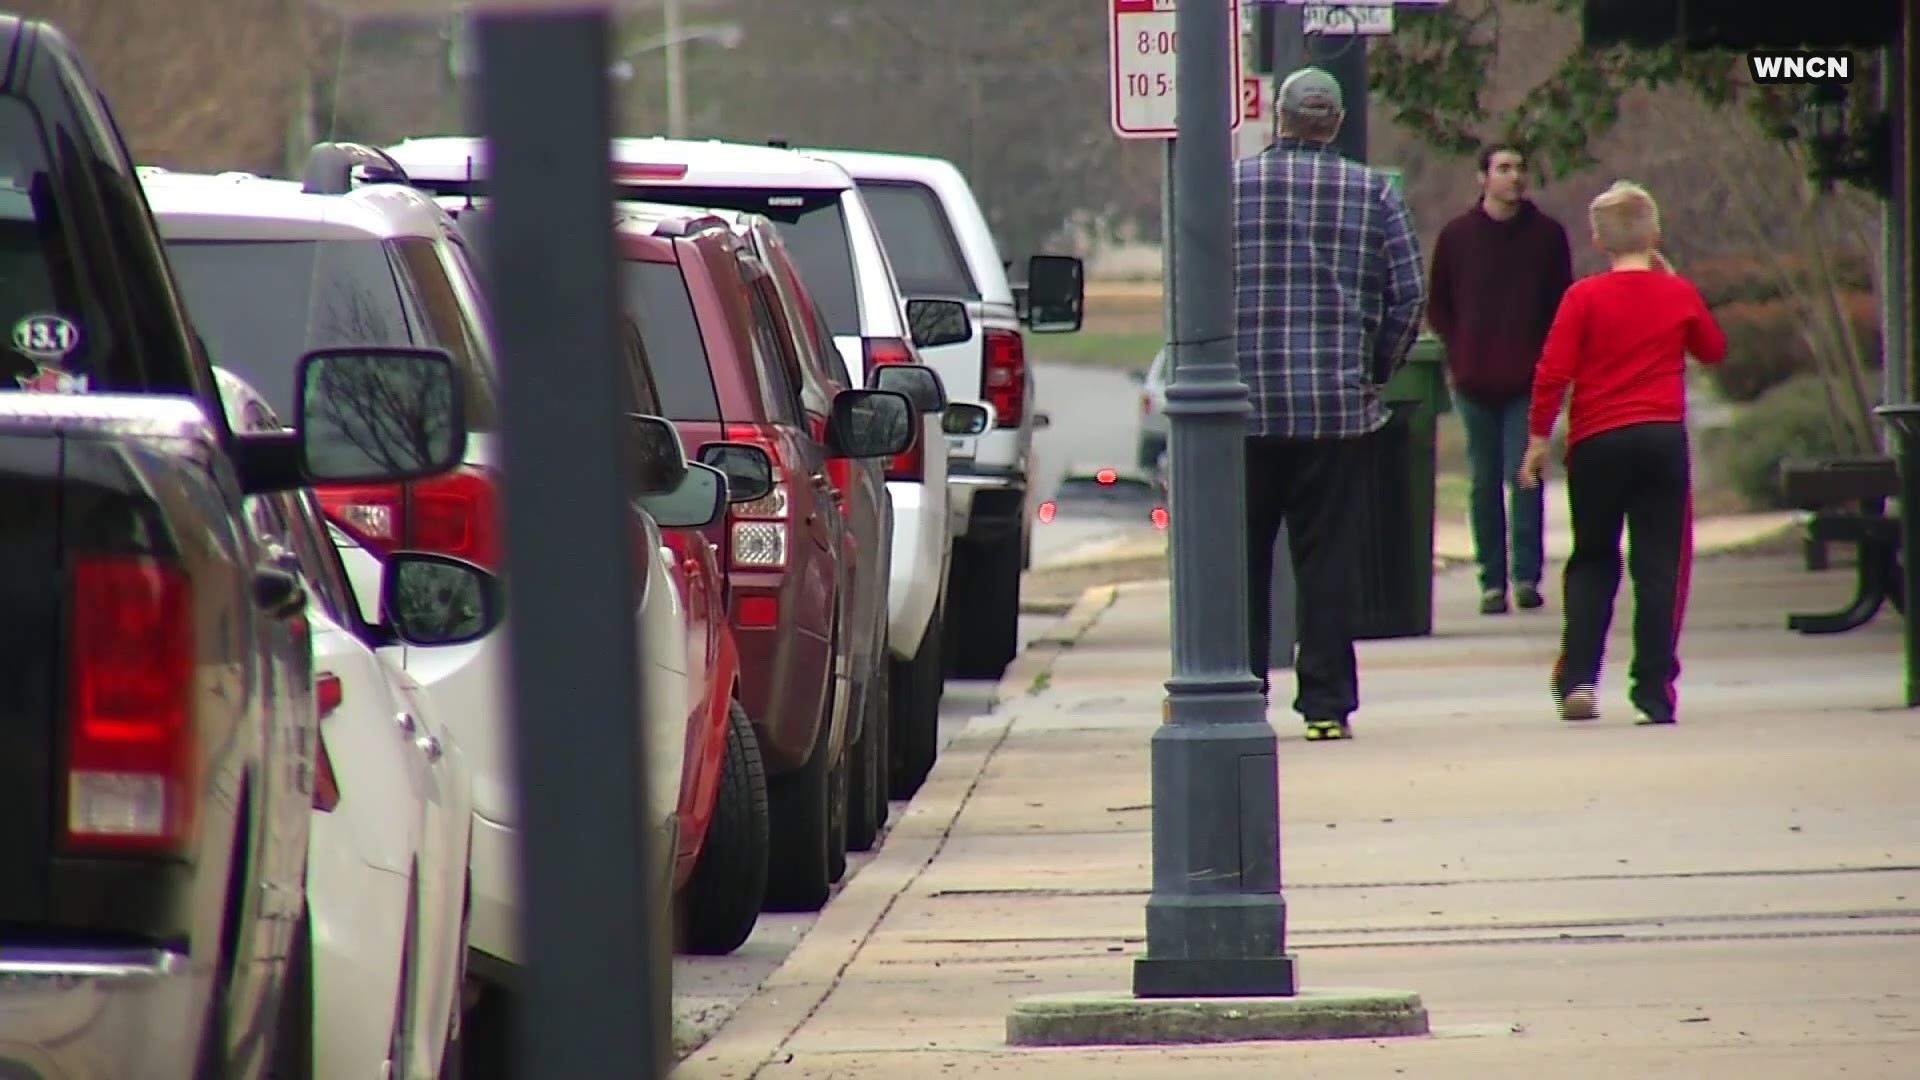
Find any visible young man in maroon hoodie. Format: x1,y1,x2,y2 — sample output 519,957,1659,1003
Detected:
1427,145,1574,615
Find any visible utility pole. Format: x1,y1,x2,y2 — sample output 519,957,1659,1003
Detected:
1262,2,1307,673
665,0,687,137
1312,27,1369,163
1132,0,1295,1000
475,7,666,1077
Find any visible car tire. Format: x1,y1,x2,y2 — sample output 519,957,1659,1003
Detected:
826,735,850,884
888,608,943,800
763,695,836,912
682,698,769,955
846,660,888,852
944,531,1022,680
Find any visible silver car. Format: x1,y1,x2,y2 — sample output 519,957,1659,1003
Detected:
1131,346,1170,469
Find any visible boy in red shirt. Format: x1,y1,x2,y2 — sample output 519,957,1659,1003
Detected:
1517,181,1727,726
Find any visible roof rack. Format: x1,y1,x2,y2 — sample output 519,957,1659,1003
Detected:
301,141,411,195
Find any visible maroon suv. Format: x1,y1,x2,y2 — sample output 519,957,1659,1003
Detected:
613,210,907,912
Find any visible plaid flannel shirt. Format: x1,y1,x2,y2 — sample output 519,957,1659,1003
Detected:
1233,137,1427,440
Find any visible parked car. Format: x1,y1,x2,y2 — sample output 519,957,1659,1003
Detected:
215,364,484,1078
1038,463,1169,531
0,17,468,1076
1132,346,1170,469
138,151,684,1071
383,134,962,804
804,147,1088,678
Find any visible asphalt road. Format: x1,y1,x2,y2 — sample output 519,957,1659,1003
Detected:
671,615,1054,1052
1027,361,1156,566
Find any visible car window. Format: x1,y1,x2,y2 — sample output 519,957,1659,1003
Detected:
283,489,357,628
855,180,979,300
163,237,412,417
741,272,806,425
619,258,720,421
390,236,500,432
763,252,838,412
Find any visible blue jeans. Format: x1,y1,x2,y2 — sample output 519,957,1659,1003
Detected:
1455,392,1545,593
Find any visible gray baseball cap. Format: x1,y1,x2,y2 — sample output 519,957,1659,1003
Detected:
1277,66,1343,118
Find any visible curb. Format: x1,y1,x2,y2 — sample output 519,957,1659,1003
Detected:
679,584,1121,1078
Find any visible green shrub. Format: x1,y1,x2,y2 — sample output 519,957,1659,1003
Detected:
1707,374,1852,510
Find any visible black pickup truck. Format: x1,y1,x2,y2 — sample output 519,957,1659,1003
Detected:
0,15,468,1078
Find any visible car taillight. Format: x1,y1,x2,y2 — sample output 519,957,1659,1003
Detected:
863,336,925,481
64,556,195,852
983,328,1025,428
409,466,502,570
1151,506,1170,530
313,673,343,813
317,466,501,571
1037,501,1056,523
1140,392,1151,417
723,423,789,574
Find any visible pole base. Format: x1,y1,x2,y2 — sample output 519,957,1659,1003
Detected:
1007,986,1429,1047
1132,952,1298,998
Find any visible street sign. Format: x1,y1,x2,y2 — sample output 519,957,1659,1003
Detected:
1241,76,1262,122
1303,2,1394,35
1108,0,1244,140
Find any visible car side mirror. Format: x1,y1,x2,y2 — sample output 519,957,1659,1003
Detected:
295,346,468,484
626,413,689,497
639,461,728,529
1032,411,1053,429
696,442,774,503
941,402,992,437
1022,254,1084,334
904,298,971,350
869,362,947,415
380,550,505,647
826,388,914,460
1126,369,1146,385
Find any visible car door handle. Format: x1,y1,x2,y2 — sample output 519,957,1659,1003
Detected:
394,711,416,735
414,732,443,764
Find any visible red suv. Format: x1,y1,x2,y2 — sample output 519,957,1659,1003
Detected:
614,210,911,912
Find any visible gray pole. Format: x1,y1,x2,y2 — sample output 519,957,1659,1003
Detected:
1311,30,1369,163
1133,0,1295,999
476,9,665,1076
1882,38,1908,412
1264,3,1307,672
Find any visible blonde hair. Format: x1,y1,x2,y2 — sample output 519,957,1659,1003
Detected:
1588,180,1661,255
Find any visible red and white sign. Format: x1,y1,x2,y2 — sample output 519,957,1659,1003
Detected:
1108,0,1244,140
1241,76,1262,122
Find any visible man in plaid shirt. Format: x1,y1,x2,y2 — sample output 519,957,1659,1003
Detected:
1234,66,1426,742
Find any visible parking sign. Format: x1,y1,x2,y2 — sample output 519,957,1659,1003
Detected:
1108,0,1244,140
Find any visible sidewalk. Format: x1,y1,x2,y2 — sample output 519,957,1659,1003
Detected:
677,558,1920,1079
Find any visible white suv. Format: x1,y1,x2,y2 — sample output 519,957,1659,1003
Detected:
806,148,1087,680
384,134,961,801
141,149,685,1051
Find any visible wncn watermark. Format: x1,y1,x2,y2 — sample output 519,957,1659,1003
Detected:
1746,50,1855,85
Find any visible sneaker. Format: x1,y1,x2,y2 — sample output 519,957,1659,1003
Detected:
1634,712,1676,726
1480,589,1509,615
1515,583,1545,610
1559,686,1599,722
1303,718,1351,741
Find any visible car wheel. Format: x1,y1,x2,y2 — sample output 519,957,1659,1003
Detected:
763,694,837,912
888,608,943,800
682,698,770,954
846,660,888,852
826,733,850,884
944,531,1022,680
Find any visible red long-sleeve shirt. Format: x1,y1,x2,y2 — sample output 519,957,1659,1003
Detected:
1527,267,1728,448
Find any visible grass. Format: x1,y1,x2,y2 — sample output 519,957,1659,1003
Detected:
1029,282,1163,371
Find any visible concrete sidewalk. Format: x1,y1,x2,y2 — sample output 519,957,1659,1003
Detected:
676,558,1920,1079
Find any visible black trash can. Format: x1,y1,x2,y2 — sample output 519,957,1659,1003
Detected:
1352,336,1448,641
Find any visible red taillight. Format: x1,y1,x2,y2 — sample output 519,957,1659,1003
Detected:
983,328,1025,428
316,466,501,571
1151,506,1170,530
1096,468,1117,485
1140,393,1151,417
1037,501,1056,523
313,673,342,813
64,556,195,852
722,423,791,576
734,594,778,628
862,336,925,481
613,161,690,182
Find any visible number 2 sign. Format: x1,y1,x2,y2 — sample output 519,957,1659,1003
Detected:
1108,0,1244,140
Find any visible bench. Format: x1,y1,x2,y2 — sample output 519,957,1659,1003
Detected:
1778,456,1903,634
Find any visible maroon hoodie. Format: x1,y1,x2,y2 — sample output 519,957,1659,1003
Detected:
1426,200,1573,403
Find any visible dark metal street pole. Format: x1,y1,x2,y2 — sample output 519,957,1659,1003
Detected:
1133,0,1295,999
1264,2,1308,673
477,9,665,1076
1312,28,1369,163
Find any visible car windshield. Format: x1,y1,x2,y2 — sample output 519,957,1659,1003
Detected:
163,238,411,417
854,179,979,301
619,258,720,421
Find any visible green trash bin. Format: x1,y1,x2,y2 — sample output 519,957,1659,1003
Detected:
1352,334,1448,640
